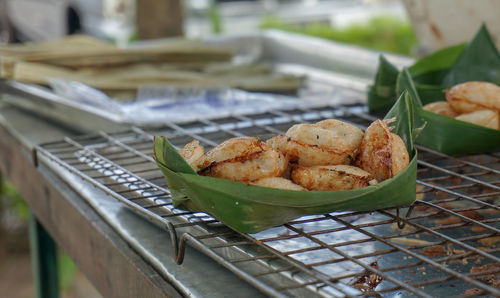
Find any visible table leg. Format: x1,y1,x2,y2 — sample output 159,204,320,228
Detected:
29,212,59,298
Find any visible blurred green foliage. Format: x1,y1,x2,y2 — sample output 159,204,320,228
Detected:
0,173,77,292
260,15,418,56
0,174,29,220
59,252,78,292
209,2,222,34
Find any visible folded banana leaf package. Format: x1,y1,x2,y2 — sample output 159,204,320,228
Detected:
368,24,500,155
153,92,420,233
396,68,500,155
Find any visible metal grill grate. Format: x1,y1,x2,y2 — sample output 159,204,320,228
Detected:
37,104,500,297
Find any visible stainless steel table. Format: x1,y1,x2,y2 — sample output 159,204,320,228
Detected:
0,105,266,298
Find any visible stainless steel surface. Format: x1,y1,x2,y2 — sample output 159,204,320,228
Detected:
0,105,267,298
37,102,500,297
0,81,126,133
0,31,413,133
38,154,267,298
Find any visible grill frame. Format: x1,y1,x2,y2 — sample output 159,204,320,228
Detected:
36,104,500,297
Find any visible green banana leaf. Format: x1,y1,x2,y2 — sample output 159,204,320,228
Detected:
367,56,400,115
397,68,500,155
368,24,499,115
410,43,466,84
153,92,420,233
442,25,500,86
367,44,465,114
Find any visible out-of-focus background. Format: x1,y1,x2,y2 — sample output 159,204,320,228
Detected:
1,0,419,54
2,0,500,53
1,0,499,297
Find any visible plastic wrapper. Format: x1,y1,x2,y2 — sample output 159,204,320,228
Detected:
48,79,304,125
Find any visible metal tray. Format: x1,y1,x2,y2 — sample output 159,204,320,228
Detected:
0,31,412,133
36,102,500,297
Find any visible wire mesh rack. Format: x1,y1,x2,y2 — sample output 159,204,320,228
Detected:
36,104,500,297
